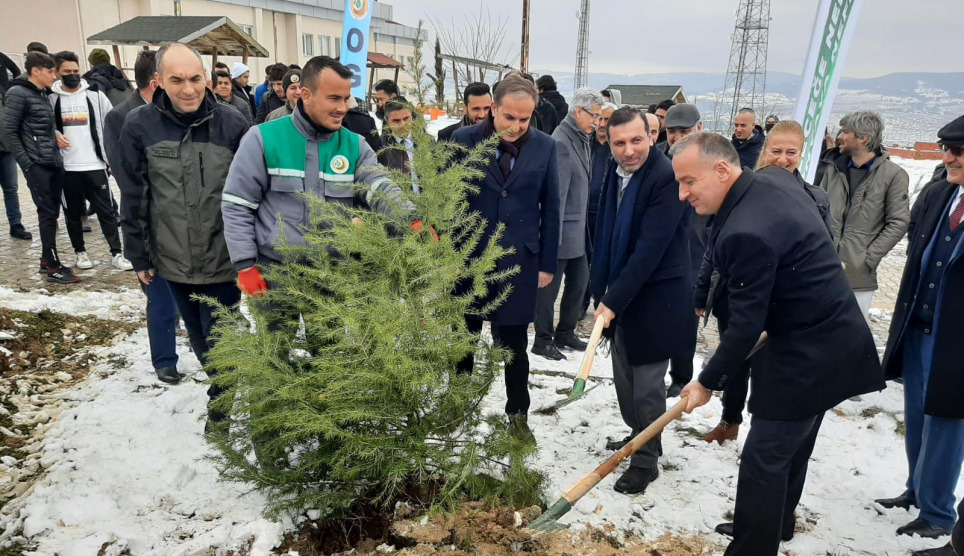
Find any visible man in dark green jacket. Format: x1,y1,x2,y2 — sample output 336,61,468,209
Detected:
119,43,248,404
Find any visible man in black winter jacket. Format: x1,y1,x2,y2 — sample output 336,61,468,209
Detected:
1,52,78,283
731,107,765,168
343,96,382,153
84,48,133,107
254,64,286,124
536,75,568,125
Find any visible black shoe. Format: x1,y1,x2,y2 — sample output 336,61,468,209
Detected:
613,465,658,495
715,522,793,542
554,333,588,351
666,382,685,398
531,343,567,361
9,224,31,240
912,544,957,556
875,493,915,510
606,435,632,451
508,414,536,446
46,266,81,284
897,518,951,539
155,366,181,385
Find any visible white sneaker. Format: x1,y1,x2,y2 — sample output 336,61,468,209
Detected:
112,253,133,271
75,252,93,269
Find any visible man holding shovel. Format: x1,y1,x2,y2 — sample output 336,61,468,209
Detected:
673,132,884,556
590,106,695,495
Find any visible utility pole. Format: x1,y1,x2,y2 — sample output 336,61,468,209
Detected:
573,0,591,90
520,0,531,73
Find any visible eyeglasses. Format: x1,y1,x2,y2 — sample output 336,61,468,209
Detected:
580,107,602,122
940,143,963,157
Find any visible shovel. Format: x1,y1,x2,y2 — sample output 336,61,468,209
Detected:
527,332,768,533
534,315,606,415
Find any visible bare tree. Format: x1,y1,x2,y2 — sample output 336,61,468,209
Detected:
430,7,518,103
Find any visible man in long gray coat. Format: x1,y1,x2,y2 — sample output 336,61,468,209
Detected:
532,88,604,361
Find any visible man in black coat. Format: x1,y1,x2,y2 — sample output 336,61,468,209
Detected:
438,82,490,142
731,107,765,168
254,64,286,124
452,76,560,431
535,75,566,135
591,107,694,495
343,96,382,153
102,49,181,387
877,116,964,550
675,132,884,556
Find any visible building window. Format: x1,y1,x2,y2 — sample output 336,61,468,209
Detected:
239,24,254,37
302,33,314,56
335,37,341,58
319,35,331,57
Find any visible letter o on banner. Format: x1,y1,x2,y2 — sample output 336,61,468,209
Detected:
347,28,364,53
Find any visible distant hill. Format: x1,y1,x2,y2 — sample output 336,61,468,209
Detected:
535,70,964,145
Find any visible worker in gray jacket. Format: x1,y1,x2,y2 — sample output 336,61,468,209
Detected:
222,55,413,299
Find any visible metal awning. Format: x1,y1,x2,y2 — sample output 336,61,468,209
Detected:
367,52,404,69
87,16,269,63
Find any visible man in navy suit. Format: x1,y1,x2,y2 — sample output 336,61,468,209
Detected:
452,76,561,434
591,107,695,494
878,116,964,553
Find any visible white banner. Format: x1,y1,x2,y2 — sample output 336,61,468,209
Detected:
792,0,865,183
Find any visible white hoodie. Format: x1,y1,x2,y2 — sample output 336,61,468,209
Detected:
49,79,113,172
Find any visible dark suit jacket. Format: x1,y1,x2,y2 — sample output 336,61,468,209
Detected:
376,132,434,173
103,91,147,188
700,170,884,421
438,115,470,142
882,178,964,419
591,149,695,365
451,123,561,325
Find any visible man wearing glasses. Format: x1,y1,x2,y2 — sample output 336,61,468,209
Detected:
877,116,964,552
532,88,605,361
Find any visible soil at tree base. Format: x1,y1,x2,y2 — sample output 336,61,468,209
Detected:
280,501,718,555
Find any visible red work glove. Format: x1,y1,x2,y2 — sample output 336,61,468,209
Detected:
410,220,439,242
237,266,268,297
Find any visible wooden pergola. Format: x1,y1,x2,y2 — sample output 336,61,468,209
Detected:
367,52,404,101
87,16,269,69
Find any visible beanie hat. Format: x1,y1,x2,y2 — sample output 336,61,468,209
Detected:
231,62,250,79
88,48,111,67
282,69,301,92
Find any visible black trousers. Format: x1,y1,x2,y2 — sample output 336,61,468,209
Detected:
456,317,530,415
721,362,751,424
724,412,824,556
534,255,589,346
62,169,122,254
668,312,698,386
582,212,598,313
24,164,65,266
166,280,241,399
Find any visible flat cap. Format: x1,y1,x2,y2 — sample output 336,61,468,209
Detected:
665,103,701,129
937,115,964,145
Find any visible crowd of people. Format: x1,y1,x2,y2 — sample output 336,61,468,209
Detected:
0,40,962,556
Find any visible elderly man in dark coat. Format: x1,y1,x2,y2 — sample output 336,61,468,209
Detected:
591,107,694,495
877,116,964,553
532,88,604,361
675,132,884,556
452,76,561,432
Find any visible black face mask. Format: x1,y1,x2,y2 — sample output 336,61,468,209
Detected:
765,123,775,133
61,74,81,89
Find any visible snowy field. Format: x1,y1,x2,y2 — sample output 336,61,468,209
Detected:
0,157,958,556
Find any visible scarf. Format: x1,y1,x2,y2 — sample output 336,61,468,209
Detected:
592,158,649,306
483,113,531,180
562,115,591,163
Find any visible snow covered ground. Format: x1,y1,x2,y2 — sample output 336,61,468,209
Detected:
1,158,958,556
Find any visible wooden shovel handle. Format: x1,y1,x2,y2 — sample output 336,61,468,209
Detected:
575,315,607,382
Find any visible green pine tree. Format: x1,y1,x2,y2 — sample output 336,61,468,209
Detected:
204,115,544,519
427,38,447,109
404,20,432,106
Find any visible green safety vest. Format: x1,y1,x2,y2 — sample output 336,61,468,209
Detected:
258,115,359,183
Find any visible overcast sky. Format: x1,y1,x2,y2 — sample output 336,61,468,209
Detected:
389,0,958,78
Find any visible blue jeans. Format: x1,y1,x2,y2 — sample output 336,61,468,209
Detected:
166,280,241,400
140,275,179,371
0,153,21,226
902,326,964,530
